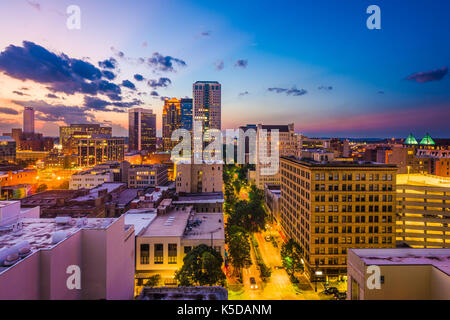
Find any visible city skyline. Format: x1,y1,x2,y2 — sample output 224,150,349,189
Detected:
0,0,449,139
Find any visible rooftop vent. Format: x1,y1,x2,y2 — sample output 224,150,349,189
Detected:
52,230,68,244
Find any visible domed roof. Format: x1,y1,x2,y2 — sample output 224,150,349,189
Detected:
404,133,418,145
420,133,435,145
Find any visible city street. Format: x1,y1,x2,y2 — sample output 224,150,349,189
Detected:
228,227,333,300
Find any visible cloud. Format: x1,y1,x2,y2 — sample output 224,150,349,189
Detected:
98,57,117,69
148,77,172,89
83,96,142,111
318,85,333,91
234,59,248,69
110,47,125,59
46,93,58,98
134,74,144,81
0,41,123,99
214,60,224,71
268,86,308,96
200,31,211,37
142,41,148,48
25,0,40,11
102,70,116,80
377,91,385,94
150,91,159,96
147,52,186,72
12,90,29,96
0,107,19,115
405,66,448,83
122,80,136,90
238,91,249,97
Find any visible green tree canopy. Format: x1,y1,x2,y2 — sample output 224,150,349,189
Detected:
175,244,226,287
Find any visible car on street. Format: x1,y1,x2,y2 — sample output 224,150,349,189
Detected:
249,277,258,289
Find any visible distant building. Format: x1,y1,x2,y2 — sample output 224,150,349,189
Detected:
347,248,450,300
0,168,37,189
128,164,169,189
0,201,135,300
280,156,397,281
396,174,450,248
175,161,223,194
23,107,34,134
255,123,296,189
0,137,16,162
193,81,221,132
173,192,224,214
180,98,193,132
60,124,112,154
162,98,181,152
76,136,125,167
129,108,157,153
3,128,53,152
69,168,114,190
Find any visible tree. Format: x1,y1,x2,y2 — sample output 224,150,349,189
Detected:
226,224,252,273
281,239,304,275
175,244,226,287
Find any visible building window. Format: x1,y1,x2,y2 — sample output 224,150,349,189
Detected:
154,244,164,264
140,244,149,264
168,244,177,264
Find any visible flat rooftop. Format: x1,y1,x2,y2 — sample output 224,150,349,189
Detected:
350,248,450,275
397,174,450,188
183,213,224,240
174,192,224,204
138,286,227,300
124,213,157,236
0,217,116,256
281,156,397,168
72,183,124,201
141,207,192,237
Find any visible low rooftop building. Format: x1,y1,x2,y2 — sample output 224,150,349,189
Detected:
137,286,228,300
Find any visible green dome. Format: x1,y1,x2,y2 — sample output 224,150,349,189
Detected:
420,133,435,145
405,133,418,145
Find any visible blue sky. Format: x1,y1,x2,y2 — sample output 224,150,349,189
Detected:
0,0,449,138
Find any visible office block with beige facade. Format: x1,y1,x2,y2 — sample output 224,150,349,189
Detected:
347,248,450,300
128,199,225,287
255,124,296,189
280,156,397,281
175,161,223,194
396,174,450,248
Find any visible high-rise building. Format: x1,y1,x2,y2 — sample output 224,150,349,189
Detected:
60,124,112,154
76,136,125,167
180,98,193,132
23,107,34,134
254,123,296,189
193,81,221,132
162,98,181,152
128,108,157,153
0,137,16,162
280,156,397,281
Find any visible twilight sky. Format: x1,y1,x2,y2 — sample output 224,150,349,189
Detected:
0,0,449,138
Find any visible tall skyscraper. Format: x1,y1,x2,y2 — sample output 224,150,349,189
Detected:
193,81,221,132
128,108,157,153
162,98,181,152
180,98,193,132
23,107,34,134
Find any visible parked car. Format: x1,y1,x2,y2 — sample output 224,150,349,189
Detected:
249,277,258,289
323,286,339,295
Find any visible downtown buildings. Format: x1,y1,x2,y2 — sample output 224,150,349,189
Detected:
60,124,112,154
193,81,221,132
128,108,157,153
279,156,397,281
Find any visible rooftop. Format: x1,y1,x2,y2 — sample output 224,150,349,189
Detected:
174,192,224,204
350,248,450,275
141,207,193,237
183,213,224,240
138,286,227,300
124,213,157,236
281,156,398,169
72,183,125,202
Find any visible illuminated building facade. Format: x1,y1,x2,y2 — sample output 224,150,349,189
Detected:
280,156,397,280
396,174,450,248
162,98,181,152
60,124,112,154
23,107,34,134
193,81,221,132
76,136,125,167
128,108,157,153
0,137,16,162
180,98,193,132
128,164,168,188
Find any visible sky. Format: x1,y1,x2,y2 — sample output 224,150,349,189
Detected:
0,0,449,138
